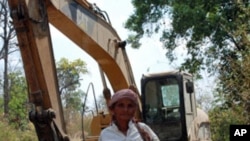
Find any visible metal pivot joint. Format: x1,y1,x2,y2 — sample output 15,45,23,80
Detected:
29,108,69,141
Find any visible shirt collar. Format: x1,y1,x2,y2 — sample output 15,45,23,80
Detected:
111,120,135,130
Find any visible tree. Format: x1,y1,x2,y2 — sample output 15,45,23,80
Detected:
126,1,250,139
56,58,88,135
125,0,250,115
56,58,88,110
126,0,250,75
209,105,247,141
0,0,18,115
196,89,213,112
8,71,29,130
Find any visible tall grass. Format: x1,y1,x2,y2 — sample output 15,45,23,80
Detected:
0,112,95,141
65,111,94,140
0,116,38,141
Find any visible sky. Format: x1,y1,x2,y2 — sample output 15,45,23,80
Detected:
50,0,175,102
50,0,215,108
0,0,214,110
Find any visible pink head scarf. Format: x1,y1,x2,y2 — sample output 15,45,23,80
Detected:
109,88,138,108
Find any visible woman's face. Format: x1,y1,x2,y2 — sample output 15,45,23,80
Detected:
111,98,137,123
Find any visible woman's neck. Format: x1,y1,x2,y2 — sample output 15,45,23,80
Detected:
115,120,130,135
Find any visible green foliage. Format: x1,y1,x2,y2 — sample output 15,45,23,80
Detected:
126,0,250,75
0,57,91,140
57,58,88,94
209,106,247,141
0,117,37,141
126,1,250,139
56,58,89,135
208,54,250,139
215,53,250,122
56,58,88,110
8,72,28,129
8,71,29,130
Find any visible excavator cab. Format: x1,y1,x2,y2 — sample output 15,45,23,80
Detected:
141,71,197,141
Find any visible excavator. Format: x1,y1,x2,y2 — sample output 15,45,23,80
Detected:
7,0,211,141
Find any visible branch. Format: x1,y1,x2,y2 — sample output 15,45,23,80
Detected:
59,79,83,95
219,23,243,51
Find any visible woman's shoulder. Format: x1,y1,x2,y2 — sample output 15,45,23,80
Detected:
101,124,117,133
136,122,160,141
136,121,153,131
137,121,148,127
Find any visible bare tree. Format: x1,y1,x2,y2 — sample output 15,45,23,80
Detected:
0,0,18,115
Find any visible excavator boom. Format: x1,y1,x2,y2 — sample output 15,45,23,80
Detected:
46,0,136,91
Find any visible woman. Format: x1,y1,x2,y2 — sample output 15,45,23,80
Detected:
99,88,159,141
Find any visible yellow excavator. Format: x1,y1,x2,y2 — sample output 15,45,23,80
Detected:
7,0,211,141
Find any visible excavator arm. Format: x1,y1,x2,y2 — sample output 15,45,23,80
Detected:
8,0,69,140
7,0,139,140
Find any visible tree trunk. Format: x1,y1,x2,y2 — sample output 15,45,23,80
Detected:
3,41,9,116
1,0,10,116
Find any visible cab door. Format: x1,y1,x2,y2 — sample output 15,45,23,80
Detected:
141,73,188,141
